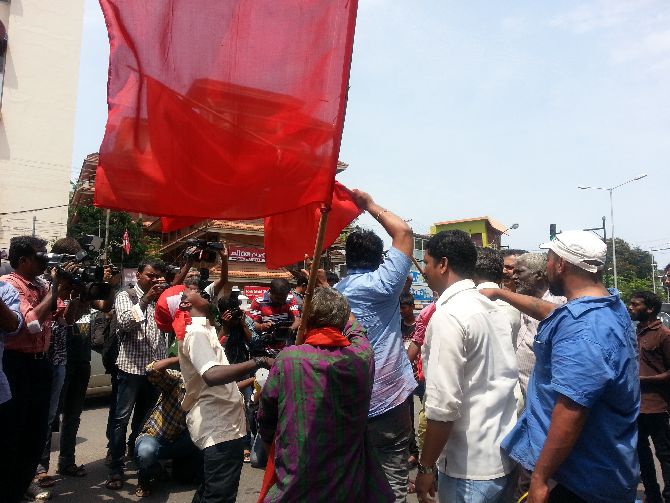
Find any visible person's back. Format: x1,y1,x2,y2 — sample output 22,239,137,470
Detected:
336,250,416,416
257,287,393,503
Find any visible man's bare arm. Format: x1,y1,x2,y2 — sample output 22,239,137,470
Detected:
480,288,557,321
351,190,413,257
528,396,589,502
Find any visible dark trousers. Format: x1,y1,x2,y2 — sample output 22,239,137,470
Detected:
0,352,53,503
58,361,91,470
192,437,244,503
106,368,118,449
548,484,588,502
109,370,158,475
638,412,670,503
367,400,412,503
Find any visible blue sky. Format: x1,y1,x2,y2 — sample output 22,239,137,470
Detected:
71,0,670,269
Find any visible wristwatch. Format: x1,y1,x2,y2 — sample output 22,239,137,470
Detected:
416,460,437,475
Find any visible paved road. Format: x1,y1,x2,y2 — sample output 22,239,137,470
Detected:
38,396,649,502
40,396,421,502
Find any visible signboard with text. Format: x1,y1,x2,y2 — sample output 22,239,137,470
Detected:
229,246,266,263
243,285,269,301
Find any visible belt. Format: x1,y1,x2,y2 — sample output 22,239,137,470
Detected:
4,350,48,360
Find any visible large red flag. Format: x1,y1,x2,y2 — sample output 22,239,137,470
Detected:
94,0,358,222
263,182,361,269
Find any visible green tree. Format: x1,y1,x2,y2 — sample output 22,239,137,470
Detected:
68,206,160,267
603,237,657,302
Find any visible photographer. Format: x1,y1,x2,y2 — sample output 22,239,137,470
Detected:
0,236,73,503
106,260,169,491
246,279,301,351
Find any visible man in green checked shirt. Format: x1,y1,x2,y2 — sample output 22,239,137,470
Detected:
133,356,200,497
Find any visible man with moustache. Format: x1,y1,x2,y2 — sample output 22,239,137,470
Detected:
501,231,639,503
629,290,670,503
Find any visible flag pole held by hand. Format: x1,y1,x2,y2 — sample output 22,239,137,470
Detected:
296,205,331,345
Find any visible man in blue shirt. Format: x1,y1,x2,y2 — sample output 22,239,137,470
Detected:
335,189,415,503
0,280,23,405
501,230,640,503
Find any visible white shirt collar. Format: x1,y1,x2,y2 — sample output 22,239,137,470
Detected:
476,281,500,291
436,279,476,307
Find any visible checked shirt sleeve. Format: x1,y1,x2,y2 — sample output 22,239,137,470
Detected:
114,289,144,333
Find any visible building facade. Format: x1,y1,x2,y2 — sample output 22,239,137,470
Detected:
0,0,85,250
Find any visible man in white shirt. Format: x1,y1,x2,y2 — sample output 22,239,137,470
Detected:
155,286,272,503
415,231,518,503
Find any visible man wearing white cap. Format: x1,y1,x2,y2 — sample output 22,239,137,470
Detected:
500,230,640,503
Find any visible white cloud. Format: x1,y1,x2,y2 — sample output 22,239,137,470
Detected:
550,0,655,33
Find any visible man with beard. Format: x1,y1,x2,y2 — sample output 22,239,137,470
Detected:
501,249,527,292
629,290,670,503
501,231,639,503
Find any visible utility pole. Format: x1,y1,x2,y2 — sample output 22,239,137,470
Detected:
32,216,36,237
652,257,657,293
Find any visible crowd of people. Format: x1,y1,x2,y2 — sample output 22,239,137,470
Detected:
0,189,670,503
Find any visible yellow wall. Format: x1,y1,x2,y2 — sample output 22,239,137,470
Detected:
430,220,490,246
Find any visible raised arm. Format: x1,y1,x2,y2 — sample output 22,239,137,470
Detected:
351,189,413,257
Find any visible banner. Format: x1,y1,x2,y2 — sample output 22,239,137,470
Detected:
229,246,266,263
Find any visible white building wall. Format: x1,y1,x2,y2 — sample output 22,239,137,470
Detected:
0,0,85,251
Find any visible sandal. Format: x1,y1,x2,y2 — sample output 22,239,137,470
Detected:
243,450,251,463
407,478,416,494
34,473,56,488
135,484,152,497
57,464,87,477
105,474,124,490
25,482,52,501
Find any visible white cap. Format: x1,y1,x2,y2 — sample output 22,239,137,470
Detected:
539,230,607,273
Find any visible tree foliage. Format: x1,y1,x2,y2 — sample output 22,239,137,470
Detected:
67,206,160,268
603,237,660,302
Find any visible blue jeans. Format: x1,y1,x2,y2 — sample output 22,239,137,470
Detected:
109,371,158,475
135,431,200,484
438,472,514,503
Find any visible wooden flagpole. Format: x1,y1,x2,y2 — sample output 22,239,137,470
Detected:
295,205,331,345
411,256,428,283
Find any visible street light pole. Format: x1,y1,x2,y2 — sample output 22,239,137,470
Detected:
609,188,617,290
578,174,647,290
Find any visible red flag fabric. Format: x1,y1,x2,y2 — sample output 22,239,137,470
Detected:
263,182,362,269
122,228,131,255
94,0,358,221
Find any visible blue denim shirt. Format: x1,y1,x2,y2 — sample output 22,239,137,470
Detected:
0,280,23,404
501,289,640,503
335,247,416,417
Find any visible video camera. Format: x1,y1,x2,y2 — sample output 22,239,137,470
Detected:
38,234,113,301
249,320,294,357
185,239,224,263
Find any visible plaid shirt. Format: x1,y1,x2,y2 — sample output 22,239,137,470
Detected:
140,363,187,442
114,285,167,375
